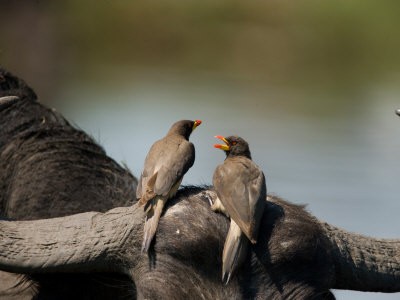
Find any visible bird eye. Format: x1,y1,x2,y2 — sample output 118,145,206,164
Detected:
188,123,192,128
232,141,237,145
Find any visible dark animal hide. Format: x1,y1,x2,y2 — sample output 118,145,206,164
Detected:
3,67,395,300
0,67,137,300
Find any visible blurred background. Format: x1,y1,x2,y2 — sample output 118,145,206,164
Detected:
1,1,400,298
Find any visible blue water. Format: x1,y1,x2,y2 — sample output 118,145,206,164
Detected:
51,73,400,299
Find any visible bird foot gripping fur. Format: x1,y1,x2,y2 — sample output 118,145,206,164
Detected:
210,196,230,218
201,189,218,207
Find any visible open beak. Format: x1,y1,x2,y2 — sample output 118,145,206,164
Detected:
214,135,230,151
192,120,202,131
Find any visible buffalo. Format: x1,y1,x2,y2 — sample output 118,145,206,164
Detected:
0,67,399,299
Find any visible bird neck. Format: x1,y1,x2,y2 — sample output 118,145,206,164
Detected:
226,152,252,160
166,131,190,141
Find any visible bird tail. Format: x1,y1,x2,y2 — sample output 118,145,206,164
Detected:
141,196,166,253
222,219,249,284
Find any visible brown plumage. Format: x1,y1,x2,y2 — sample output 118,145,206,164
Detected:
137,119,201,253
212,135,266,284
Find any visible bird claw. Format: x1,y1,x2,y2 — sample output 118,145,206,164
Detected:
207,195,213,206
200,191,213,206
201,190,218,207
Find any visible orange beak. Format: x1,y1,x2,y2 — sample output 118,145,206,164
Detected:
192,120,202,131
213,135,230,151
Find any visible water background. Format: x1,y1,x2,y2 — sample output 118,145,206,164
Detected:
52,70,400,300
2,2,400,298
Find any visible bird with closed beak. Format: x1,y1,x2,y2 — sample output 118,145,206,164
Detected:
137,119,201,253
212,135,266,284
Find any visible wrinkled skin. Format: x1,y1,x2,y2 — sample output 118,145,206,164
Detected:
0,67,137,299
1,68,400,300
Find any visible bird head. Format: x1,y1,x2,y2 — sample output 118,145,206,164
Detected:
214,135,251,159
169,119,202,140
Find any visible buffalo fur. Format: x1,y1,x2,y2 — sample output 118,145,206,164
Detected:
0,67,137,300
0,67,336,299
135,187,336,299
0,69,137,219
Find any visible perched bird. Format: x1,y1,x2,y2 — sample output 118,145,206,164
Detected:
137,119,202,253
212,135,266,284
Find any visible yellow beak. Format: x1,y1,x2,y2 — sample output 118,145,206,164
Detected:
213,135,230,151
192,120,202,131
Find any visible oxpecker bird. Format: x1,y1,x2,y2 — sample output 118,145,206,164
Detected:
137,119,201,253
212,135,266,284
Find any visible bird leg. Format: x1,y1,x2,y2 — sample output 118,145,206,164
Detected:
211,197,230,218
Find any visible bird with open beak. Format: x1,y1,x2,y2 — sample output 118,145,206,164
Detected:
212,135,266,284
137,119,201,253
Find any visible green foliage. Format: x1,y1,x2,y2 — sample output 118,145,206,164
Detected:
1,0,400,90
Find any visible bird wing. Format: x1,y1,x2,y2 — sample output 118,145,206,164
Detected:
137,139,165,200
153,140,195,195
213,157,266,242
137,138,195,203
